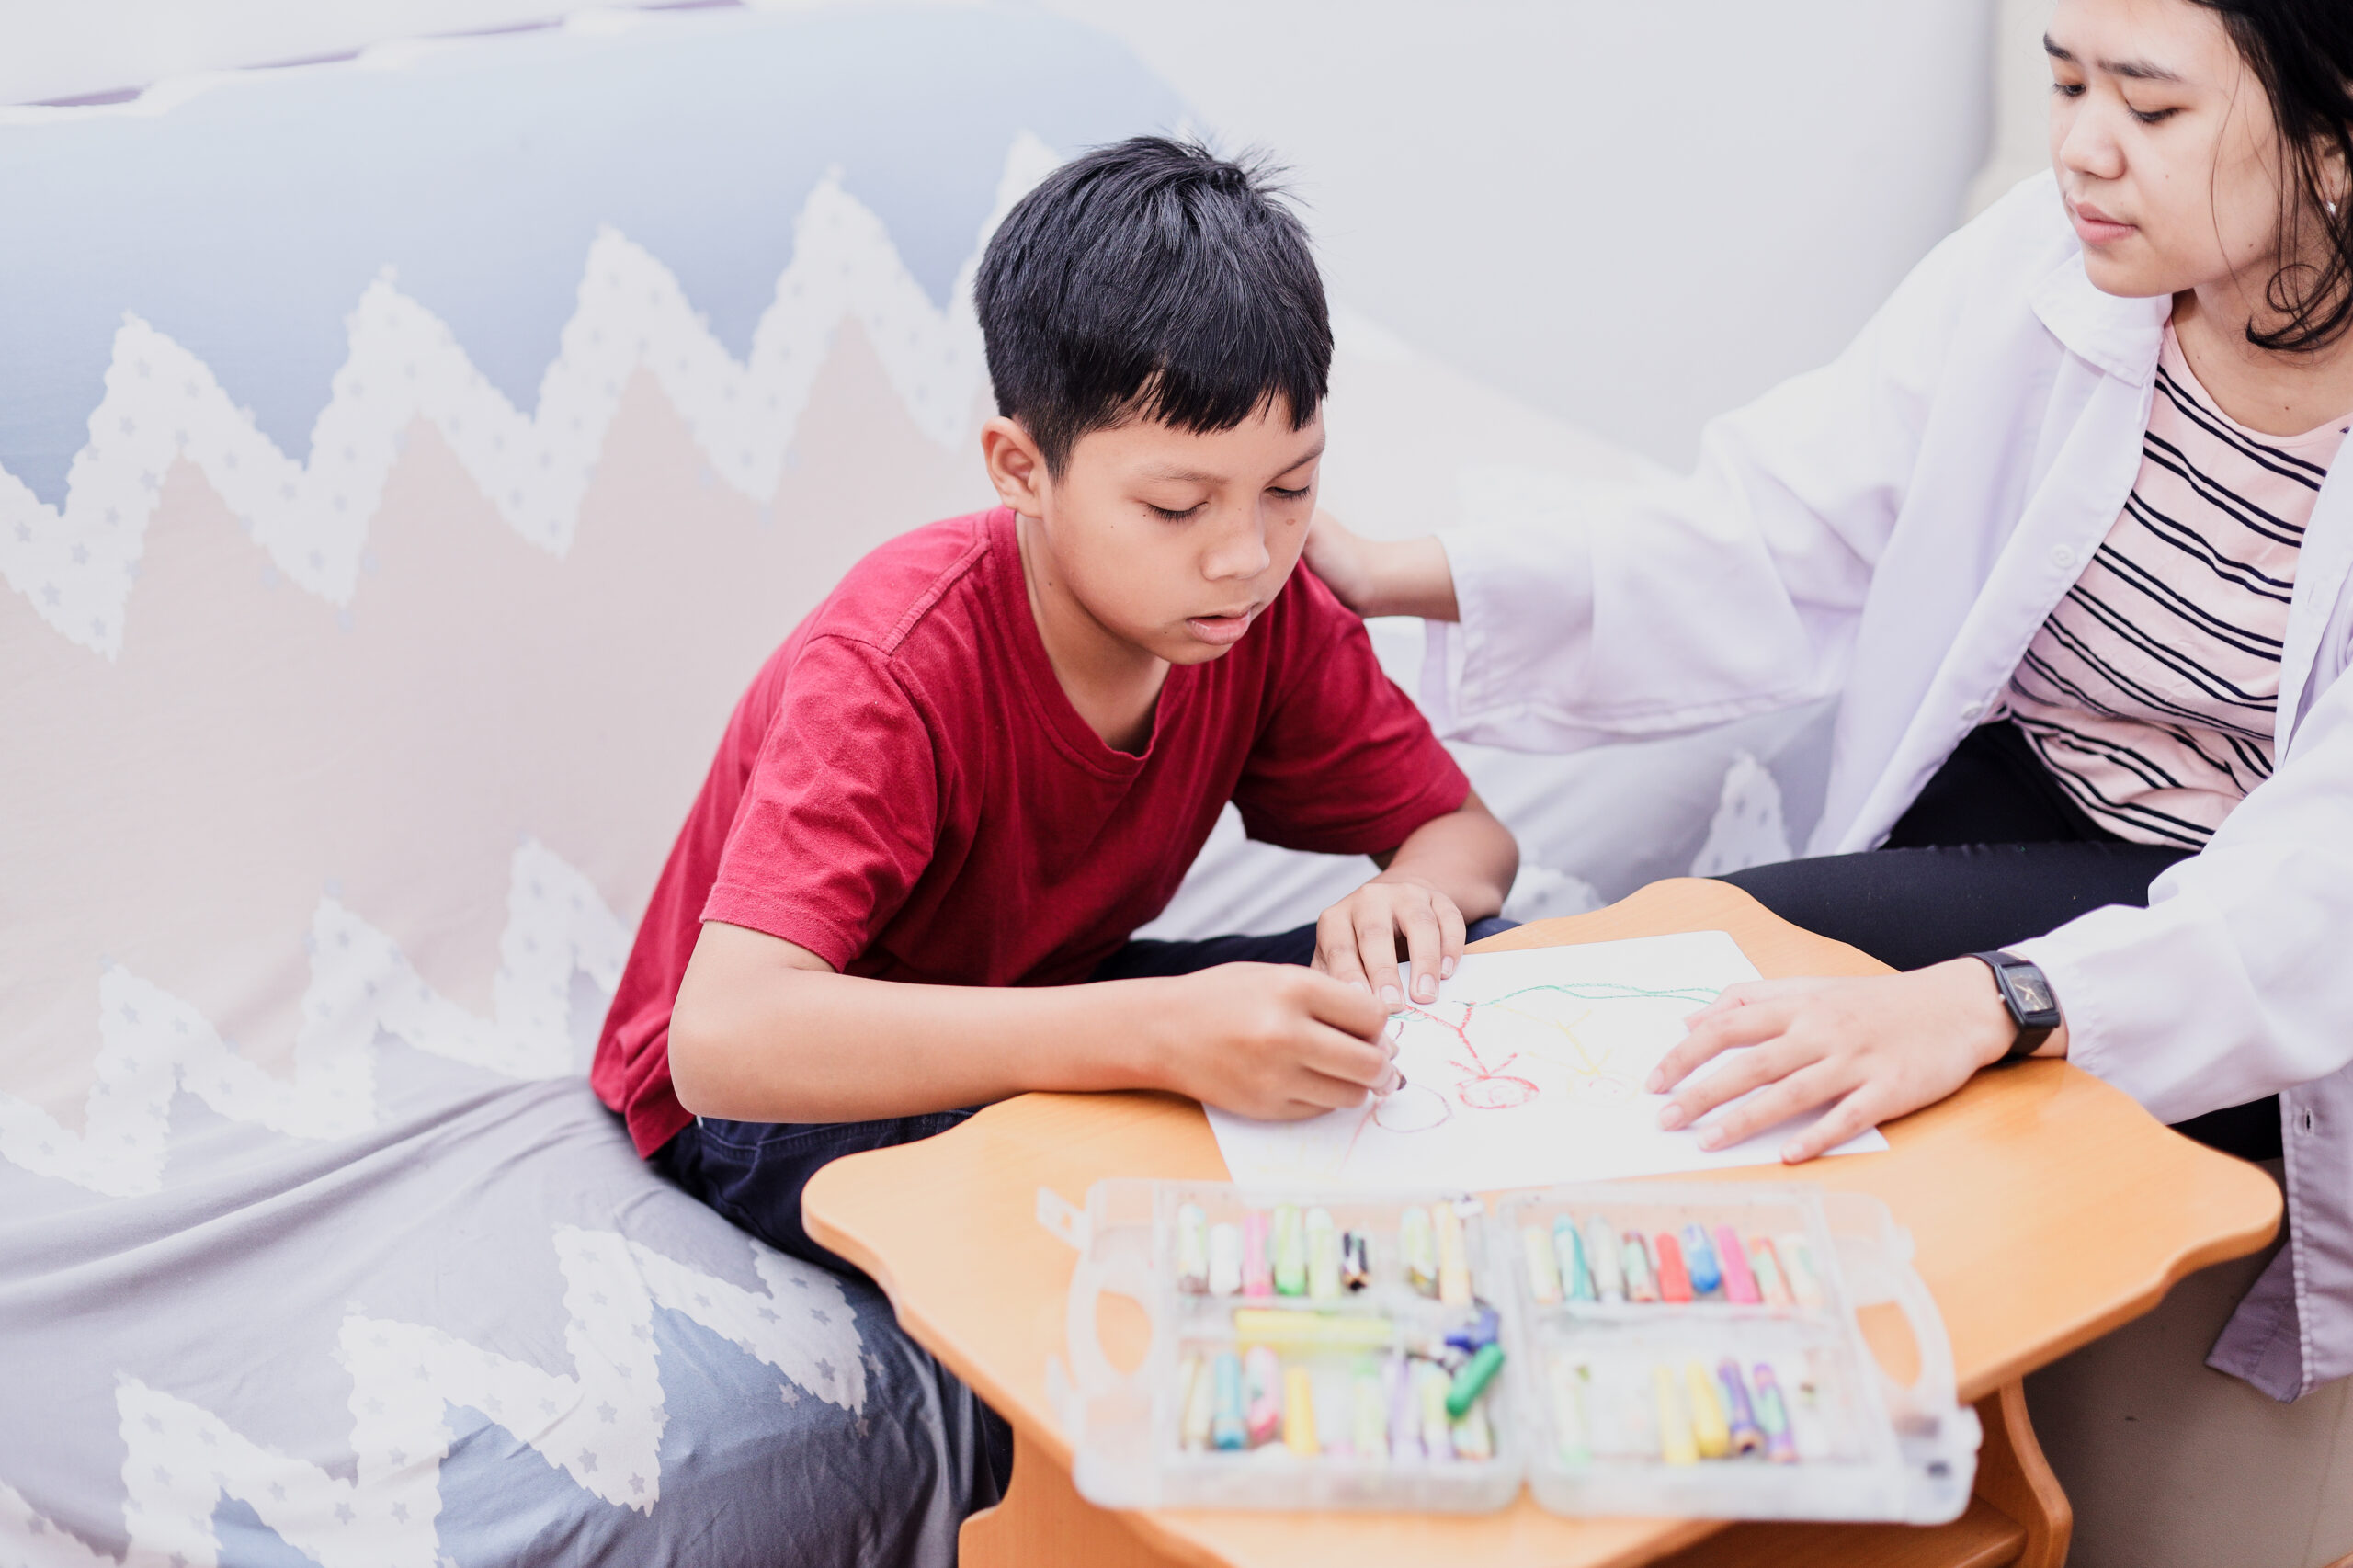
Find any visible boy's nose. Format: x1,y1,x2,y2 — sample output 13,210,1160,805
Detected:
1203,515,1274,581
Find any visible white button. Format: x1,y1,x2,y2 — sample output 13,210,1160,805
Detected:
2050,544,2076,569
1960,700,1984,722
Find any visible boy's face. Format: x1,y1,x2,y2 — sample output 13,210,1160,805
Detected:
1002,401,1325,666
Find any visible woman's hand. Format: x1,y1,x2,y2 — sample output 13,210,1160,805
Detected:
1645,959,2049,1162
1304,509,1461,621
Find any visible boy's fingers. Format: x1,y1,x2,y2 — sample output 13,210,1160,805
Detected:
1298,966,1391,1040
1691,1060,1848,1151
1300,1023,1394,1090
1681,977,1810,1025
1352,905,1404,1009
1647,996,1801,1092
1781,1087,1883,1164
1313,908,1371,994
1397,898,1445,1005
1291,1061,1383,1111
1438,899,1467,978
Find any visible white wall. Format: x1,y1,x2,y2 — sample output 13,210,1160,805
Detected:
0,0,2023,470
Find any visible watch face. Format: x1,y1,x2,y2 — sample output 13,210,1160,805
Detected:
2009,971,2055,1017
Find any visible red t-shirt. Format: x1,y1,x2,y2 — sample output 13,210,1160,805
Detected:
593,506,1470,1156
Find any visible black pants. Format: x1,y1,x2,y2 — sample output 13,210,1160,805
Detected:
654,915,1520,1272
1719,722,2279,1162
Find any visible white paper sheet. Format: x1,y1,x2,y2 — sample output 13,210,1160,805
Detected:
1206,930,1888,1191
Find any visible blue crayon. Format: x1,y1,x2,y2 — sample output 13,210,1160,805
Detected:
1210,1351,1246,1450
1682,1222,1722,1295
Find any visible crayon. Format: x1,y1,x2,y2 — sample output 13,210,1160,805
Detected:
1779,1233,1827,1310
1232,1309,1393,1348
1523,1223,1563,1304
1556,1215,1594,1301
1654,1232,1694,1303
1245,1346,1282,1446
1750,1236,1793,1309
1207,1221,1244,1297
1210,1351,1246,1450
1682,1222,1722,1295
1283,1365,1319,1455
1387,1355,1425,1461
1350,1361,1388,1457
1621,1231,1659,1303
1447,1342,1506,1420
1685,1359,1730,1459
1715,1224,1761,1304
1717,1358,1764,1456
1586,1217,1625,1301
1435,1202,1472,1306
1654,1364,1698,1465
1176,1204,1209,1294
1547,1354,1591,1464
1753,1362,1798,1462
1272,1205,1307,1296
1242,1210,1273,1298
1402,1207,1438,1297
1306,1207,1341,1301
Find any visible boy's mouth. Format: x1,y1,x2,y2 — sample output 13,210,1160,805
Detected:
1184,606,1258,646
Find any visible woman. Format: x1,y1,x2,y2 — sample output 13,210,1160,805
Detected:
1311,0,2353,1399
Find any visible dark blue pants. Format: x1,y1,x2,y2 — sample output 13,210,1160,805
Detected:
653,915,1519,1273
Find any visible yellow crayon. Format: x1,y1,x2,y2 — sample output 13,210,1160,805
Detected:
1654,1364,1698,1465
1435,1202,1472,1306
1283,1365,1320,1455
1685,1359,1731,1458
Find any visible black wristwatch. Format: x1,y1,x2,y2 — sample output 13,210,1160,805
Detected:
1969,950,2063,1062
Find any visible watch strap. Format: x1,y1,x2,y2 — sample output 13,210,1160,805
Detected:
1969,949,2061,1062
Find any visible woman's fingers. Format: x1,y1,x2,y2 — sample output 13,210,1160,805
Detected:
1647,993,1803,1093
1780,1085,1887,1164
1657,1026,1818,1130
1688,1059,1852,1151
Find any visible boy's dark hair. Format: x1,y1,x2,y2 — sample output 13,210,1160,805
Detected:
974,137,1331,476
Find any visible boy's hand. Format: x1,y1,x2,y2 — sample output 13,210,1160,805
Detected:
1313,871,1467,1011
1154,963,1400,1120
1645,960,2040,1162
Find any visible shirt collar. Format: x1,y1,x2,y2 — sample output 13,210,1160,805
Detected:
2030,246,2171,386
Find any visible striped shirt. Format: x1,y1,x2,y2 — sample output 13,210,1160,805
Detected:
2002,325,2347,847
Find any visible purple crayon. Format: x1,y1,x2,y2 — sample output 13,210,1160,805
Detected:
1717,1358,1764,1456
1387,1355,1426,1461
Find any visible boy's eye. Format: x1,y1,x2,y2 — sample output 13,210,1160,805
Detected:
1147,502,1203,522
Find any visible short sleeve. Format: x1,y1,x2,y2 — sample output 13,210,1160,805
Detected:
1232,568,1472,855
701,635,940,970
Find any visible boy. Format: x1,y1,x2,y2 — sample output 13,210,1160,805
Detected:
593,138,1518,1267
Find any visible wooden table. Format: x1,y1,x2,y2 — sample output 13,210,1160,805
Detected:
804,880,2282,1568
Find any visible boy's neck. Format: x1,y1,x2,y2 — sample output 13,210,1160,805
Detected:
1014,510,1172,756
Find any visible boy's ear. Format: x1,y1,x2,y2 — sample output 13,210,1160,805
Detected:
980,416,1051,517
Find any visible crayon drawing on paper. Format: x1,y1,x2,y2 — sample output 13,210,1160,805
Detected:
1206,930,1888,1191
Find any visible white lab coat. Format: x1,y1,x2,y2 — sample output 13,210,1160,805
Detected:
1427,173,2353,1399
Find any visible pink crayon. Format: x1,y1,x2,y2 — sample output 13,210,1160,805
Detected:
1242,1210,1273,1298
1714,1224,1761,1304
1244,1346,1282,1446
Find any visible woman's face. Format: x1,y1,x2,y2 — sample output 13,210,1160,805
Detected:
2046,0,2293,302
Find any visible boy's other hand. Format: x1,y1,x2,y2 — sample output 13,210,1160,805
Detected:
1313,873,1466,1011
1154,963,1398,1120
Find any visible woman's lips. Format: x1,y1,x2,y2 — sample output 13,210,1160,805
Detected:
2068,196,2137,245
1185,608,1256,645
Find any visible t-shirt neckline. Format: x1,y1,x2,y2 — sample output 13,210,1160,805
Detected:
2161,323,2353,452
984,506,1183,779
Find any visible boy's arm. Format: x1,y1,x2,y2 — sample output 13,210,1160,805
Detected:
668,922,1399,1125
1311,790,1518,1009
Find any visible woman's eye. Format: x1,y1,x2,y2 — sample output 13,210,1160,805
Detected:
2051,80,2086,98
1268,485,1311,502
2129,106,2179,126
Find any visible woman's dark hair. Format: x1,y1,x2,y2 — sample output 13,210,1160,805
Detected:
2190,0,2353,351
974,137,1330,476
